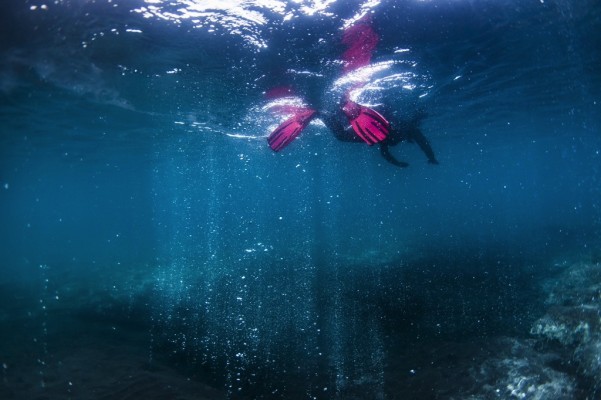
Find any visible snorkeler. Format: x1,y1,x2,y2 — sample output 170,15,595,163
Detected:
268,16,391,152
266,16,438,167
266,100,438,168
267,98,390,151
319,107,439,167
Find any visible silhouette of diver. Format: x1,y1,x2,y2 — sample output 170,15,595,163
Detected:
265,17,439,167
265,92,439,168
317,107,439,168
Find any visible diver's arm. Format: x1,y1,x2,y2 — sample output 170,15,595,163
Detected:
380,143,409,168
411,128,439,164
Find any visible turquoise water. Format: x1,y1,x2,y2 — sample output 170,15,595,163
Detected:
1,1,600,399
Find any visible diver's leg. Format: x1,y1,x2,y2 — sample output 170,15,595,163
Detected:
318,112,363,143
380,143,409,168
411,128,439,164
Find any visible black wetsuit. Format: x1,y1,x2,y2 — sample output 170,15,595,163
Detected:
318,110,439,167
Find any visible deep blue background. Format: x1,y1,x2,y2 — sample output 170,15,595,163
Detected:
1,0,600,398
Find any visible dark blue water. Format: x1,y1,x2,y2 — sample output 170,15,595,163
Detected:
1,1,600,399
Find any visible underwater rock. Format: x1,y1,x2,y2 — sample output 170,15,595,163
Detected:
530,305,600,346
542,262,601,307
458,337,575,400
574,340,601,378
386,337,575,400
531,261,601,381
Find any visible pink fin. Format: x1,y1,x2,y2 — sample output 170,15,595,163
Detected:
267,109,316,152
342,101,390,145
